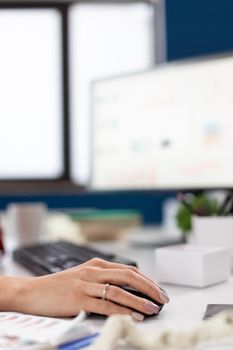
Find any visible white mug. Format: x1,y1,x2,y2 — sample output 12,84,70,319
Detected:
4,203,47,252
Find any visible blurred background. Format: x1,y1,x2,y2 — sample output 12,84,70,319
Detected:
0,0,233,233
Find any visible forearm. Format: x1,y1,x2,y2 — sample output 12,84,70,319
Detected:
0,276,31,312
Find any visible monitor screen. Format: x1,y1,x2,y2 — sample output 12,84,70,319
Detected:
0,7,64,180
69,1,157,185
91,55,233,190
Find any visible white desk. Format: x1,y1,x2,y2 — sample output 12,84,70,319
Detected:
1,241,233,348
91,241,233,321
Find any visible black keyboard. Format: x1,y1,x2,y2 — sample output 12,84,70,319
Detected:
13,241,137,275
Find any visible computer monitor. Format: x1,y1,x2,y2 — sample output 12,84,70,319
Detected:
0,2,67,181
91,54,233,191
69,0,166,186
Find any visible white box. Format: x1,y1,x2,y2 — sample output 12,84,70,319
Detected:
192,217,233,271
155,244,230,287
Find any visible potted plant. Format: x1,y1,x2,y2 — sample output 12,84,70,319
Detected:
175,193,220,237
175,193,233,270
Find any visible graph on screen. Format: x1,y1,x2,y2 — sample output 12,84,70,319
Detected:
91,55,233,190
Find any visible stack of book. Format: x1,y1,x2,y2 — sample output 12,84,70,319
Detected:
68,209,142,241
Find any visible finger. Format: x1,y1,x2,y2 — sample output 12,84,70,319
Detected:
100,261,157,285
84,282,160,316
84,258,158,287
82,296,145,322
77,258,168,300
93,269,169,304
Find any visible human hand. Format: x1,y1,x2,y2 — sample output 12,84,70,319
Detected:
12,258,169,321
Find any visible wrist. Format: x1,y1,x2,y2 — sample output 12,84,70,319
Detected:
0,276,33,313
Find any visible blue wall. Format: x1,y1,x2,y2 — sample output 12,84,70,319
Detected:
0,191,175,225
166,0,233,60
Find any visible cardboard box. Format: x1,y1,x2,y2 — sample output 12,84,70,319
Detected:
155,244,230,287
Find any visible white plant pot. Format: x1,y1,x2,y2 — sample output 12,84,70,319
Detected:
192,216,233,270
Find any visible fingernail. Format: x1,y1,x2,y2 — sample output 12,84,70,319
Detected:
159,290,170,303
132,312,144,322
159,285,167,293
144,302,160,314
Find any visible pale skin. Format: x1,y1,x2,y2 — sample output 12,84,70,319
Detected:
0,258,169,322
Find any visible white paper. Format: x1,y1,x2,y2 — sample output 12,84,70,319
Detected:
0,311,92,348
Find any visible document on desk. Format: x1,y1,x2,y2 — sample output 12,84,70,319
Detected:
0,311,94,350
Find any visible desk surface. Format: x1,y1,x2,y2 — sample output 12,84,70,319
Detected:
1,240,233,348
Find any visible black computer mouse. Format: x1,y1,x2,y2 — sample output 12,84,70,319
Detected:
121,286,164,317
